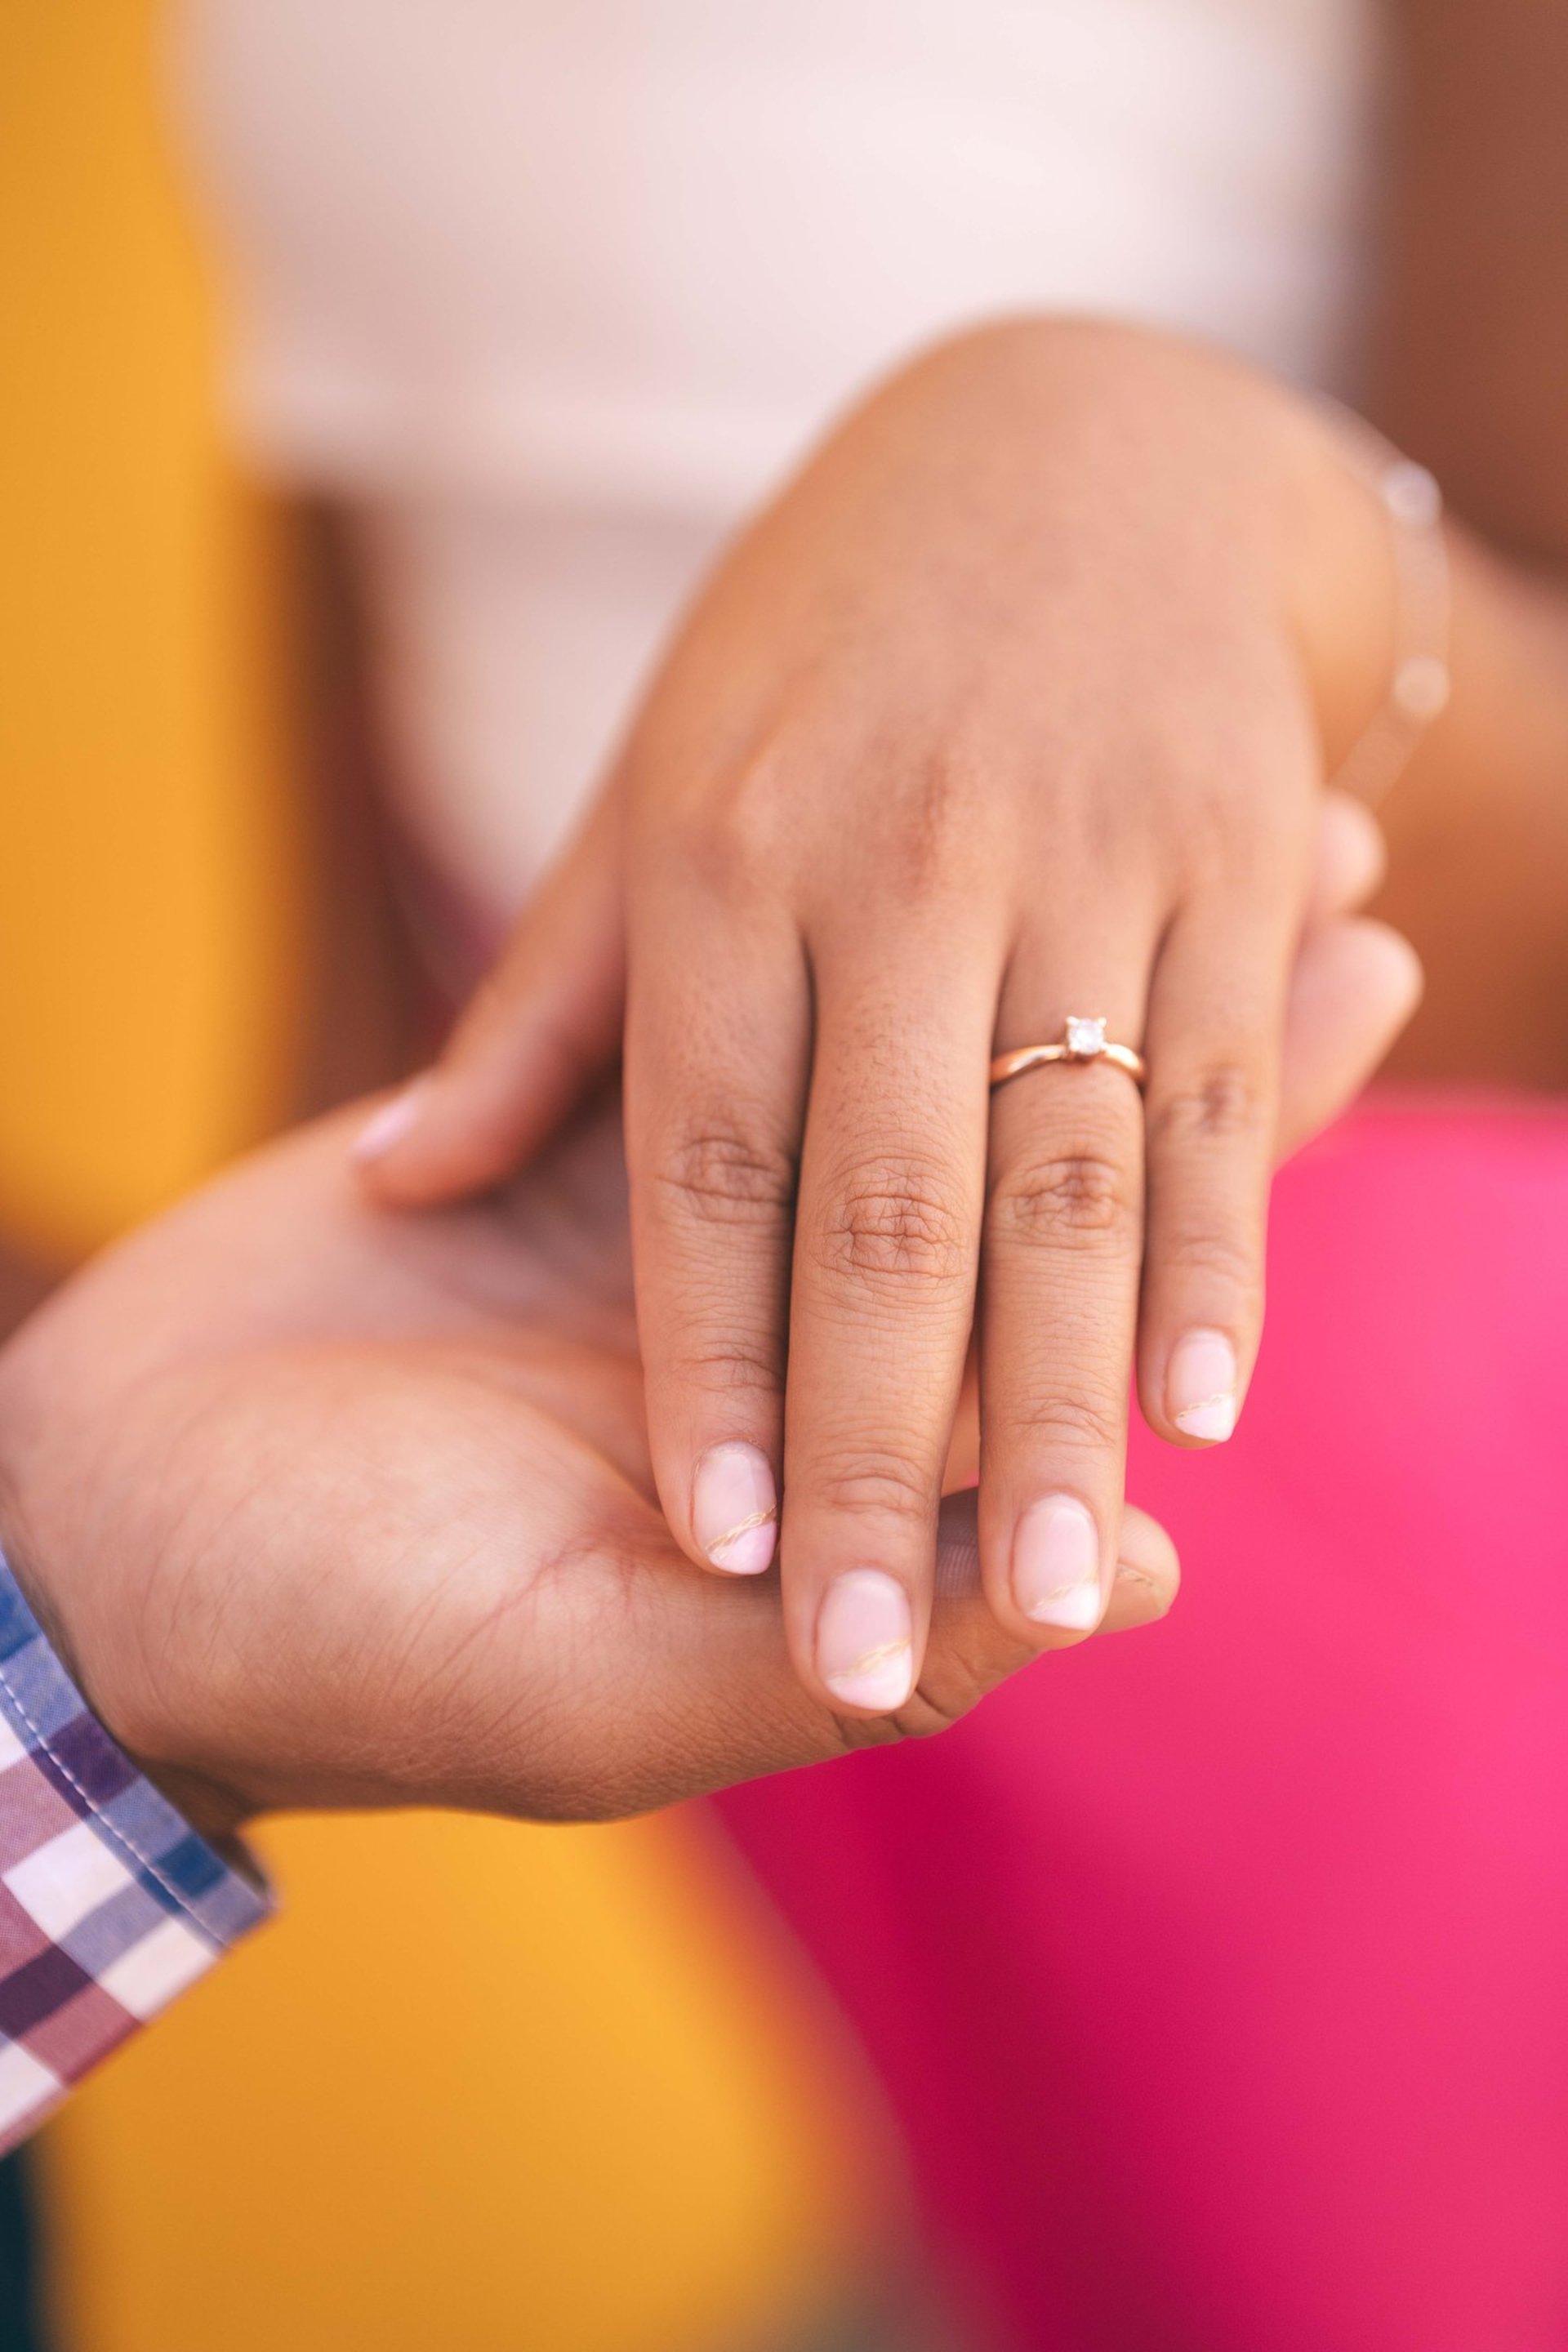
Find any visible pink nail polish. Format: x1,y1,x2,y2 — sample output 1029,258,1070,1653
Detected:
1168,1328,1239,1443
693,1443,777,1575
1013,1496,1102,1630
351,1081,428,1165
815,1571,914,1712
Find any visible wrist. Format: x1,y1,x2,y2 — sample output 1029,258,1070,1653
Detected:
1276,387,1444,786
0,1472,255,1854
0,1537,271,2149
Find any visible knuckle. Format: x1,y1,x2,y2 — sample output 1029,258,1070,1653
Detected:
810,1443,937,1525
832,1711,908,1757
813,1156,970,1289
1149,1060,1270,1154
896,1695,968,1740
897,1672,984,1740
1009,1386,1125,1456
993,1146,1138,1251
665,1338,783,1401
880,749,989,898
853,1619,1009,1748
655,1120,797,1229
650,737,795,898
835,1677,973,1752
1157,1218,1260,1299
668,800,773,899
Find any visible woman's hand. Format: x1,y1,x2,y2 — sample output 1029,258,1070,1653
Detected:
356,320,1419,1717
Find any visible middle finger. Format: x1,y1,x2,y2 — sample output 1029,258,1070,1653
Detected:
780,930,1000,1717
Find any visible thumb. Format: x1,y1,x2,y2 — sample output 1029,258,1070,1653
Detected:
354,790,626,1204
1276,915,1423,1160
1275,790,1423,1159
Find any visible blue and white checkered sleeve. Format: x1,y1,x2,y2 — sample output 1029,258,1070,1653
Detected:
0,1548,272,2151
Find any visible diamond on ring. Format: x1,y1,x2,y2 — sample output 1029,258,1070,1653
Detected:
1064,1015,1108,1058
989,1021,1147,1091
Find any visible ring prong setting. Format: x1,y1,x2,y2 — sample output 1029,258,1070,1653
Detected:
1064,1015,1108,1058
989,1018,1147,1091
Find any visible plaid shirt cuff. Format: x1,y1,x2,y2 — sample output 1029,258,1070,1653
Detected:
0,1547,271,2151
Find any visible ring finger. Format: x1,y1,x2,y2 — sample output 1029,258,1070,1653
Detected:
978,946,1153,1646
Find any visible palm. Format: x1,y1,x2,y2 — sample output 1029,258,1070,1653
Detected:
0,1103,1165,1828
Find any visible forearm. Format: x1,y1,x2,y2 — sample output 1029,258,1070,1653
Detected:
1342,0,1568,1086
0,1538,270,2154
1263,362,1568,1090
1377,537,1568,1087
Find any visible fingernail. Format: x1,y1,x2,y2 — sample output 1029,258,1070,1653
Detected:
1168,1329,1239,1442
351,1081,428,1165
1111,1557,1174,1620
816,1571,914,1712
693,1442,777,1575
1013,1496,1102,1630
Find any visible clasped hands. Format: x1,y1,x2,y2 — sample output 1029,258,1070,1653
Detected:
0,322,1420,1838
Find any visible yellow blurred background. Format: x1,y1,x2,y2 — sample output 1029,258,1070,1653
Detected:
0,7,881,2344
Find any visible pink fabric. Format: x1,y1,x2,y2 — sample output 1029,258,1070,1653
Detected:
715,1099,1568,2350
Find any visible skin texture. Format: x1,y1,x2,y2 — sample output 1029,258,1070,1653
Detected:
0,1102,1184,1850
18,0,1567,1833
359,321,1428,1717
0,835,1410,1851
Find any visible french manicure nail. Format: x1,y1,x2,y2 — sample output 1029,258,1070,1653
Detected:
693,1442,777,1575
816,1570,914,1712
1013,1496,1102,1630
351,1080,429,1165
1168,1328,1239,1442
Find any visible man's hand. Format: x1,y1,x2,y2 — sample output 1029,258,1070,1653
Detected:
0,1103,1178,1841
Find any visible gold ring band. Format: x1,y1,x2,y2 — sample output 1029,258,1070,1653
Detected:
990,1018,1147,1091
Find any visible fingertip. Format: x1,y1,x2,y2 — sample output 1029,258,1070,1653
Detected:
349,1074,523,1209
1359,917,1425,1018
1276,915,1424,1160
938,1489,1174,1645
1164,1325,1241,1447
691,1441,778,1575
1009,1494,1105,1642
1307,791,1387,924
1102,1503,1180,1631
813,1568,916,1715
350,1080,431,1178
1102,1550,1181,1632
